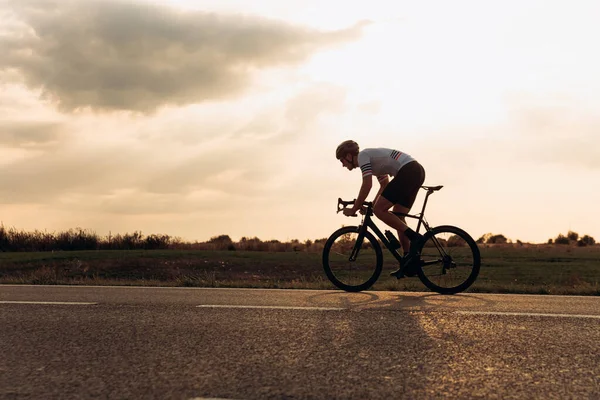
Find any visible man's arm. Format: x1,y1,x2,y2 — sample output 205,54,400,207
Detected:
350,176,373,214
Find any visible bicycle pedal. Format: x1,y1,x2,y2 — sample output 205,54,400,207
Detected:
390,269,405,279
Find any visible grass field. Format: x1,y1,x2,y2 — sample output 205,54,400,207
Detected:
1,245,599,295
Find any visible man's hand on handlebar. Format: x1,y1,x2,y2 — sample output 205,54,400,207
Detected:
342,205,367,217
337,199,371,216
342,208,357,217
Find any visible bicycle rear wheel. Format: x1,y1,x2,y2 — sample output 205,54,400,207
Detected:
416,225,480,294
322,226,383,292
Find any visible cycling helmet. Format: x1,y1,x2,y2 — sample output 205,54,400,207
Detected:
336,140,359,160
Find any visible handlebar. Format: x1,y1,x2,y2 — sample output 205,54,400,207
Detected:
337,198,374,214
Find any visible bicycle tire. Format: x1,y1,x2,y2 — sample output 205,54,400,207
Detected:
322,226,383,292
415,225,481,294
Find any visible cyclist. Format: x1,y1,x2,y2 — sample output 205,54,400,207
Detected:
336,140,425,278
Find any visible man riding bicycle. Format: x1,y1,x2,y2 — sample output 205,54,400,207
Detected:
336,140,425,278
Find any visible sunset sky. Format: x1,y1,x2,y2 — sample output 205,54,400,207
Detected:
1,0,599,244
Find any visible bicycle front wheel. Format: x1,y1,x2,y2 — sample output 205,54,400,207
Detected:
322,226,383,292
416,225,480,294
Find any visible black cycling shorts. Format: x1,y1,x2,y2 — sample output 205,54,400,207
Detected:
381,161,425,209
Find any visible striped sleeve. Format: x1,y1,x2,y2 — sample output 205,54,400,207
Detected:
390,149,402,160
360,163,372,178
357,151,372,178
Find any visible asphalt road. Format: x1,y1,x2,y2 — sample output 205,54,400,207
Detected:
1,285,599,399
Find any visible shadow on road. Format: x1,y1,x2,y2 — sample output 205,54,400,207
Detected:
305,290,497,312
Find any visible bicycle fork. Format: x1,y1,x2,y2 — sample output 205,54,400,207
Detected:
349,222,369,262
422,233,456,273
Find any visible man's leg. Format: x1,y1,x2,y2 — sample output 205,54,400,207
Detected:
393,204,410,255
373,196,408,236
374,197,421,278
373,197,421,247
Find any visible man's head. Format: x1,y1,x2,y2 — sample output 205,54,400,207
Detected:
336,140,359,170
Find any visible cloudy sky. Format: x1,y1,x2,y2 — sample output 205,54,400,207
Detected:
1,0,599,244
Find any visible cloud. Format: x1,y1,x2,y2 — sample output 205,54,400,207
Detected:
0,121,63,148
284,84,347,128
233,83,347,143
0,81,348,210
512,105,600,169
0,142,138,204
0,0,368,113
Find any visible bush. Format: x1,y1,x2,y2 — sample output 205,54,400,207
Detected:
476,233,492,244
2,224,595,253
552,232,595,246
487,234,507,244
567,231,579,241
144,234,172,250
447,235,466,247
578,235,596,247
477,233,508,245
207,234,234,250
554,234,570,245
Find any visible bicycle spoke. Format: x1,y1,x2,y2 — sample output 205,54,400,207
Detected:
418,226,480,294
323,227,383,292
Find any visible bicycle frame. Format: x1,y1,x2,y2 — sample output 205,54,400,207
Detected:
338,186,445,265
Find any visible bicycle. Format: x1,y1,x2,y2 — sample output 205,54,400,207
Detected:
322,185,481,294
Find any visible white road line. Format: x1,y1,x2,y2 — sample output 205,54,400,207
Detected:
189,398,237,400
0,301,97,305
2,285,600,299
0,284,338,293
197,305,345,311
456,311,600,319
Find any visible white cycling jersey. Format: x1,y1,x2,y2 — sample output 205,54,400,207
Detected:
357,148,416,181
